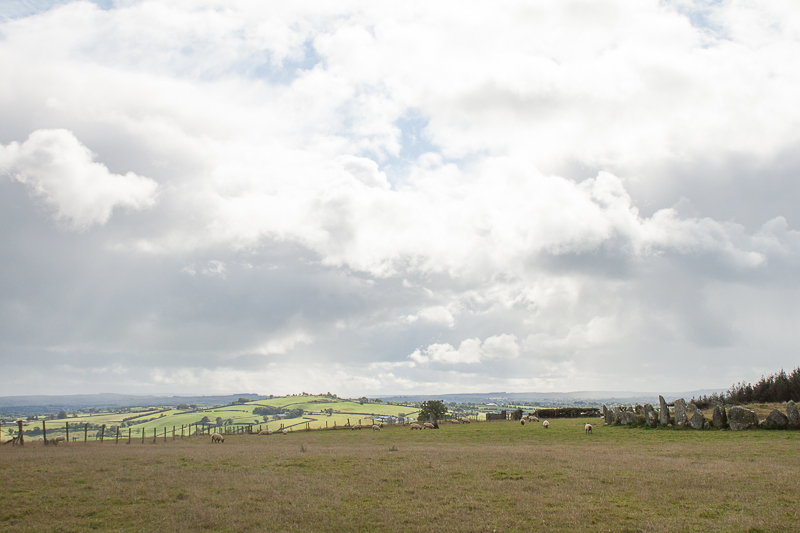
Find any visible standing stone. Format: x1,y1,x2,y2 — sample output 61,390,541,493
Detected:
686,402,706,430
759,409,789,430
644,404,658,427
612,406,622,425
619,410,640,425
674,398,688,427
712,405,728,429
786,401,800,428
659,395,670,426
602,405,609,424
727,405,759,431
635,404,644,415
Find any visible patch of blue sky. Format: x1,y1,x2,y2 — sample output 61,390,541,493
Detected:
0,0,114,22
246,40,322,85
660,0,729,41
378,109,441,188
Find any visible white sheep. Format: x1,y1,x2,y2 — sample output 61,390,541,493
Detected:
281,428,288,435
211,433,224,443
258,429,273,435
54,435,66,443
423,422,436,429
371,424,381,431
542,420,549,429
351,424,362,430
410,423,422,430
585,423,593,434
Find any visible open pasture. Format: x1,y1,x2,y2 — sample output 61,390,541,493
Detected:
2,418,798,532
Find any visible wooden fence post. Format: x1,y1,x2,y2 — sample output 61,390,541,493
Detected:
17,420,24,446
84,423,87,443
142,428,145,444
42,420,47,443
100,424,105,443
163,427,166,443
115,426,120,444
153,427,156,444
128,428,131,444
66,422,69,443
181,425,184,439
173,426,175,441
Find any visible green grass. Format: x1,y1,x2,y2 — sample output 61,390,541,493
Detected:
2,418,798,532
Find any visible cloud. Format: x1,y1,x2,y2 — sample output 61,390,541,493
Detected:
2,1,800,396
0,129,158,229
409,334,520,366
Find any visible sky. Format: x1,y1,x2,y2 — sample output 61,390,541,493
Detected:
2,0,800,397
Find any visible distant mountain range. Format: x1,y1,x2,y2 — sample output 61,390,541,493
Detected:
0,393,264,414
377,390,726,405
0,390,726,414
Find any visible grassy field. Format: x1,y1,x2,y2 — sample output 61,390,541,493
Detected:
2,396,422,441
1,418,798,532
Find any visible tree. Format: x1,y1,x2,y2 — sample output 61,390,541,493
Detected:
216,417,223,426
417,400,447,426
57,410,68,419
199,416,210,424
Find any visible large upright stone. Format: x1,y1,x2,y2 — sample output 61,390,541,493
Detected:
612,406,622,426
727,405,758,431
786,401,800,428
686,402,706,430
634,404,644,415
619,410,640,425
644,404,658,427
659,395,670,426
712,405,728,429
759,409,789,429
674,398,688,427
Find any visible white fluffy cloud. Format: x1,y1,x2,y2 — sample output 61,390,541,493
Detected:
0,129,158,228
409,334,520,365
2,1,800,396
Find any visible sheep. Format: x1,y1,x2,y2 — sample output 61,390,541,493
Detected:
211,433,224,443
281,428,288,435
54,435,66,443
459,418,471,424
585,423,593,434
372,424,381,431
410,423,422,430
423,422,436,429
258,429,273,435
542,420,549,429
351,424,362,430
520,420,525,425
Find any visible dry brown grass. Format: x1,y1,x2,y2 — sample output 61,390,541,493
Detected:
1,419,798,532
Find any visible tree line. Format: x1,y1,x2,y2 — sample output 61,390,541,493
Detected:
722,367,800,404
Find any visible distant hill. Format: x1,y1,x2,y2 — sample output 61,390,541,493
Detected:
377,390,726,405
0,393,265,414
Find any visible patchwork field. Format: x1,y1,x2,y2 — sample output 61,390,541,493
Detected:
1,418,798,532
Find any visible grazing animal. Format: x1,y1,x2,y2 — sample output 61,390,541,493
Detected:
372,425,381,431
423,422,436,429
281,428,288,435
410,423,422,430
542,420,549,429
351,424,362,430
38,437,44,443
211,433,224,443
54,435,66,443
520,420,525,425
585,423,593,434
258,429,273,435
459,418,471,424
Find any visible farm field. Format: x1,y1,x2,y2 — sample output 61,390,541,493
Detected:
2,396,422,441
1,418,798,532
